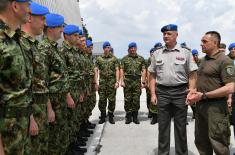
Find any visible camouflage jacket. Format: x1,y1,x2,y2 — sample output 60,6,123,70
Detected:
0,21,32,107
96,53,119,80
120,54,145,78
60,41,80,89
38,37,69,94
87,54,96,77
74,47,86,92
20,32,49,95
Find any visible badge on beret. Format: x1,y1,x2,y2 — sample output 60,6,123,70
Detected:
226,65,235,75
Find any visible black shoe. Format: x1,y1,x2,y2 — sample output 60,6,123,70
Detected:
108,112,115,124
109,116,115,124
73,146,87,153
87,121,96,129
78,131,90,137
65,149,84,155
148,111,153,118
75,140,86,147
99,112,106,124
125,112,132,124
150,114,158,125
87,124,96,129
86,129,93,135
87,120,96,126
77,136,88,142
132,111,140,124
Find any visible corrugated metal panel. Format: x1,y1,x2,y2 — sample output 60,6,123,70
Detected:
34,0,82,28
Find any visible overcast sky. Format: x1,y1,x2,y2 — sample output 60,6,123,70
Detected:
80,0,235,58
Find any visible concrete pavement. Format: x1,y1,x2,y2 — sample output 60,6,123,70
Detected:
85,88,235,155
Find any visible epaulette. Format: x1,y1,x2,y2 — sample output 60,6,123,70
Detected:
180,44,191,51
154,45,163,51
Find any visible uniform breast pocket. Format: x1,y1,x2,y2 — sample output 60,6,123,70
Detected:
155,60,164,74
174,59,186,72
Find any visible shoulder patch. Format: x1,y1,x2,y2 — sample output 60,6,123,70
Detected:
225,65,235,76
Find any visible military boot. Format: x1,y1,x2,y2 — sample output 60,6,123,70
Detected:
125,112,132,124
132,111,140,124
148,110,153,118
108,112,115,124
150,113,158,125
99,112,106,124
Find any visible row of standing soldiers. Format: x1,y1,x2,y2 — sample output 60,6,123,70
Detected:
0,1,97,155
0,1,160,155
96,41,158,125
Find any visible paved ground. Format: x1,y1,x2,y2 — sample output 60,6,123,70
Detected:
85,88,235,155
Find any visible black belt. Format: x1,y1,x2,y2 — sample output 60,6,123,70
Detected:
157,83,188,89
0,106,32,118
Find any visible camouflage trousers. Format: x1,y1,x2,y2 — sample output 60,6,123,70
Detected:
48,93,69,155
0,114,29,155
195,100,230,155
146,88,157,114
124,79,141,112
86,85,96,118
69,89,82,142
80,96,91,122
98,82,116,113
27,94,49,155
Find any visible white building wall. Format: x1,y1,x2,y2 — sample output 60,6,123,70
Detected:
34,0,82,28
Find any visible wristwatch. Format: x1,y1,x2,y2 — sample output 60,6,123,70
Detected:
201,92,208,101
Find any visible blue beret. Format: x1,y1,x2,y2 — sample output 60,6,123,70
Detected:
161,24,178,32
46,13,64,28
192,49,198,55
79,30,84,36
63,25,80,35
15,0,31,2
103,41,111,49
128,42,137,49
30,2,49,16
154,42,162,48
86,40,93,47
228,43,235,51
150,48,155,53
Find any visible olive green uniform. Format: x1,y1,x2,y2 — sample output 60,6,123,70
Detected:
195,52,235,155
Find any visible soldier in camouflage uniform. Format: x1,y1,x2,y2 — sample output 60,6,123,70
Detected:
146,46,159,125
96,41,120,124
38,13,76,155
86,40,97,127
74,33,94,146
82,39,96,125
20,2,52,154
0,0,32,154
60,24,88,154
120,42,146,124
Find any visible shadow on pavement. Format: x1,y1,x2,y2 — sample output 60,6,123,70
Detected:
153,147,196,155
